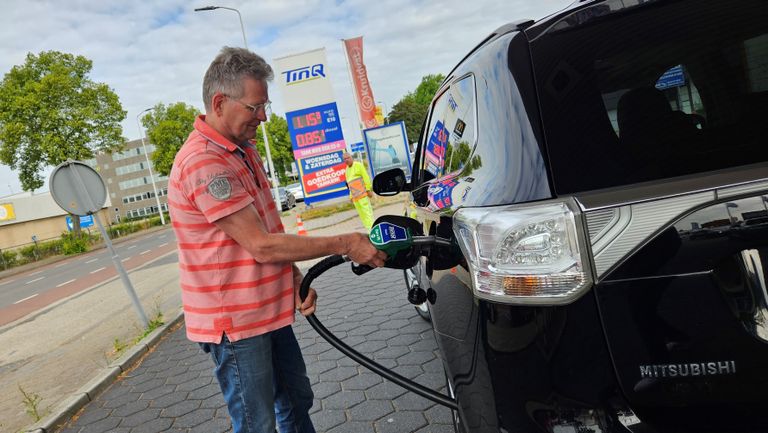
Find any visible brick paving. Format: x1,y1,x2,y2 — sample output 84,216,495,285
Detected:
56,266,454,433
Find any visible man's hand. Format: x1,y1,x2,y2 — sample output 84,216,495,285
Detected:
346,232,387,267
292,267,315,316
294,282,317,317
366,190,373,198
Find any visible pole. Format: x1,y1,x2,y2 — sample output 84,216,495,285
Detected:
261,113,280,201
67,161,148,328
136,109,166,225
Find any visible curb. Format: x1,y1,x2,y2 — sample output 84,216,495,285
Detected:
25,310,185,433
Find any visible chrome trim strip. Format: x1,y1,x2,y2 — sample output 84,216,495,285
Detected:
585,208,616,242
591,192,714,278
590,207,631,258
599,270,712,284
577,163,768,211
716,180,768,199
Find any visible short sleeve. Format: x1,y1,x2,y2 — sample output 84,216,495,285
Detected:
180,152,254,223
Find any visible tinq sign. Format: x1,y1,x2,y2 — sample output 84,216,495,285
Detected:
283,64,325,85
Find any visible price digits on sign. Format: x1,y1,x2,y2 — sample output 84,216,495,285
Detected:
292,111,322,130
296,129,327,147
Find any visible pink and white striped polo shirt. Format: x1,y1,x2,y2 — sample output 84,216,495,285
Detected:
168,115,293,343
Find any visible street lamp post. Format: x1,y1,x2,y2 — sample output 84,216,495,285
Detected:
136,108,166,225
194,6,247,48
195,5,280,200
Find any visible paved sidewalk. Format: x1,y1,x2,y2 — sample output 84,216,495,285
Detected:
55,266,454,433
1,199,417,432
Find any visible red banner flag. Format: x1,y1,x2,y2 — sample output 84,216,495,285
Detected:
343,36,379,129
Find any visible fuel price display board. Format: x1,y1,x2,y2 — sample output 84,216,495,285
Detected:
286,102,348,204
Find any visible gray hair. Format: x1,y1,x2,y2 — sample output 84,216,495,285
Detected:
202,47,274,111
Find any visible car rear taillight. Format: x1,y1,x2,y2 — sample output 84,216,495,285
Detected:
453,199,593,305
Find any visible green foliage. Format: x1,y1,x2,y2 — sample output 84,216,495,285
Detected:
1,250,18,269
18,245,39,261
0,51,126,191
60,232,89,255
18,385,44,422
141,102,199,176
387,74,445,143
108,221,142,238
412,74,445,107
253,114,295,185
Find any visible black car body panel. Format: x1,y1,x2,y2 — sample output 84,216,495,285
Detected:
400,0,768,431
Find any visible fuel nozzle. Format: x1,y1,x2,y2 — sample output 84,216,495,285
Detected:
350,215,452,275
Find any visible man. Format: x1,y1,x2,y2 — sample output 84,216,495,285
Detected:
168,47,386,433
343,152,375,229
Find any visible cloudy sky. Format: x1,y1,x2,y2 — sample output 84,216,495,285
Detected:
0,0,574,195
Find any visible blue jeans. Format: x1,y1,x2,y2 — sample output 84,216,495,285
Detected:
199,325,316,433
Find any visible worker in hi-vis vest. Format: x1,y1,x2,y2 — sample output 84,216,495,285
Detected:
343,151,374,229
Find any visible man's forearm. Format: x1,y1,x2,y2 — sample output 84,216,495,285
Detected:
245,232,353,264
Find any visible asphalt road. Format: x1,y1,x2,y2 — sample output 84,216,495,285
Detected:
0,228,177,326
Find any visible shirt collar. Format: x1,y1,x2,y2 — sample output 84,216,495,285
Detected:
194,115,251,153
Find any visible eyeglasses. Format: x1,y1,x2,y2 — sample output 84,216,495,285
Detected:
226,95,271,115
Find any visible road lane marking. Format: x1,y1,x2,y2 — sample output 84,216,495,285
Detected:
127,245,137,250
159,235,166,239
25,277,45,285
121,257,131,262
0,279,15,287
54,262,68,268
14,294,38,304
56,279,76,287
29,270,43,276
140,250,151,255
85,258,98,264
158,243,168,248
90,267,106,274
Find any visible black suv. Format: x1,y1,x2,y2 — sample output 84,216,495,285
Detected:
375,1,768,432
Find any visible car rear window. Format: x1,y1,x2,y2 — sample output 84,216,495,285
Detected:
531,0,768,193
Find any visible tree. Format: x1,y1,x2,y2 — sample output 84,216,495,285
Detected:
386,74,445,144
0,51,126,191
140,102,200,177
252,114,295,185
412,73,445,107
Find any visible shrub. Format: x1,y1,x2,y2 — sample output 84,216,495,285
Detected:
60,232,89,255
19,245,39,261
0,250,18,269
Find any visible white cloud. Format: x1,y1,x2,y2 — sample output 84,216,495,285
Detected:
0,0,573,194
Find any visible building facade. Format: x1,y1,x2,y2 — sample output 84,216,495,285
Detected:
0,190,111,251
89,138,168,223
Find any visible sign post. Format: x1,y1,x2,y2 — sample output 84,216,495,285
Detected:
50,160,148,328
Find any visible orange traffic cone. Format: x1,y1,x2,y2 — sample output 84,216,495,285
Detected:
296,214,307,236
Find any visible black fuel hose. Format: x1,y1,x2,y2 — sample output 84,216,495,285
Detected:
299,255,458,410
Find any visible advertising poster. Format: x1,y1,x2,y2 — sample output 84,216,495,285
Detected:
0,203,15,222
275,48,349,205
286,102,349,203
297,150,346,196
363,122,411,181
